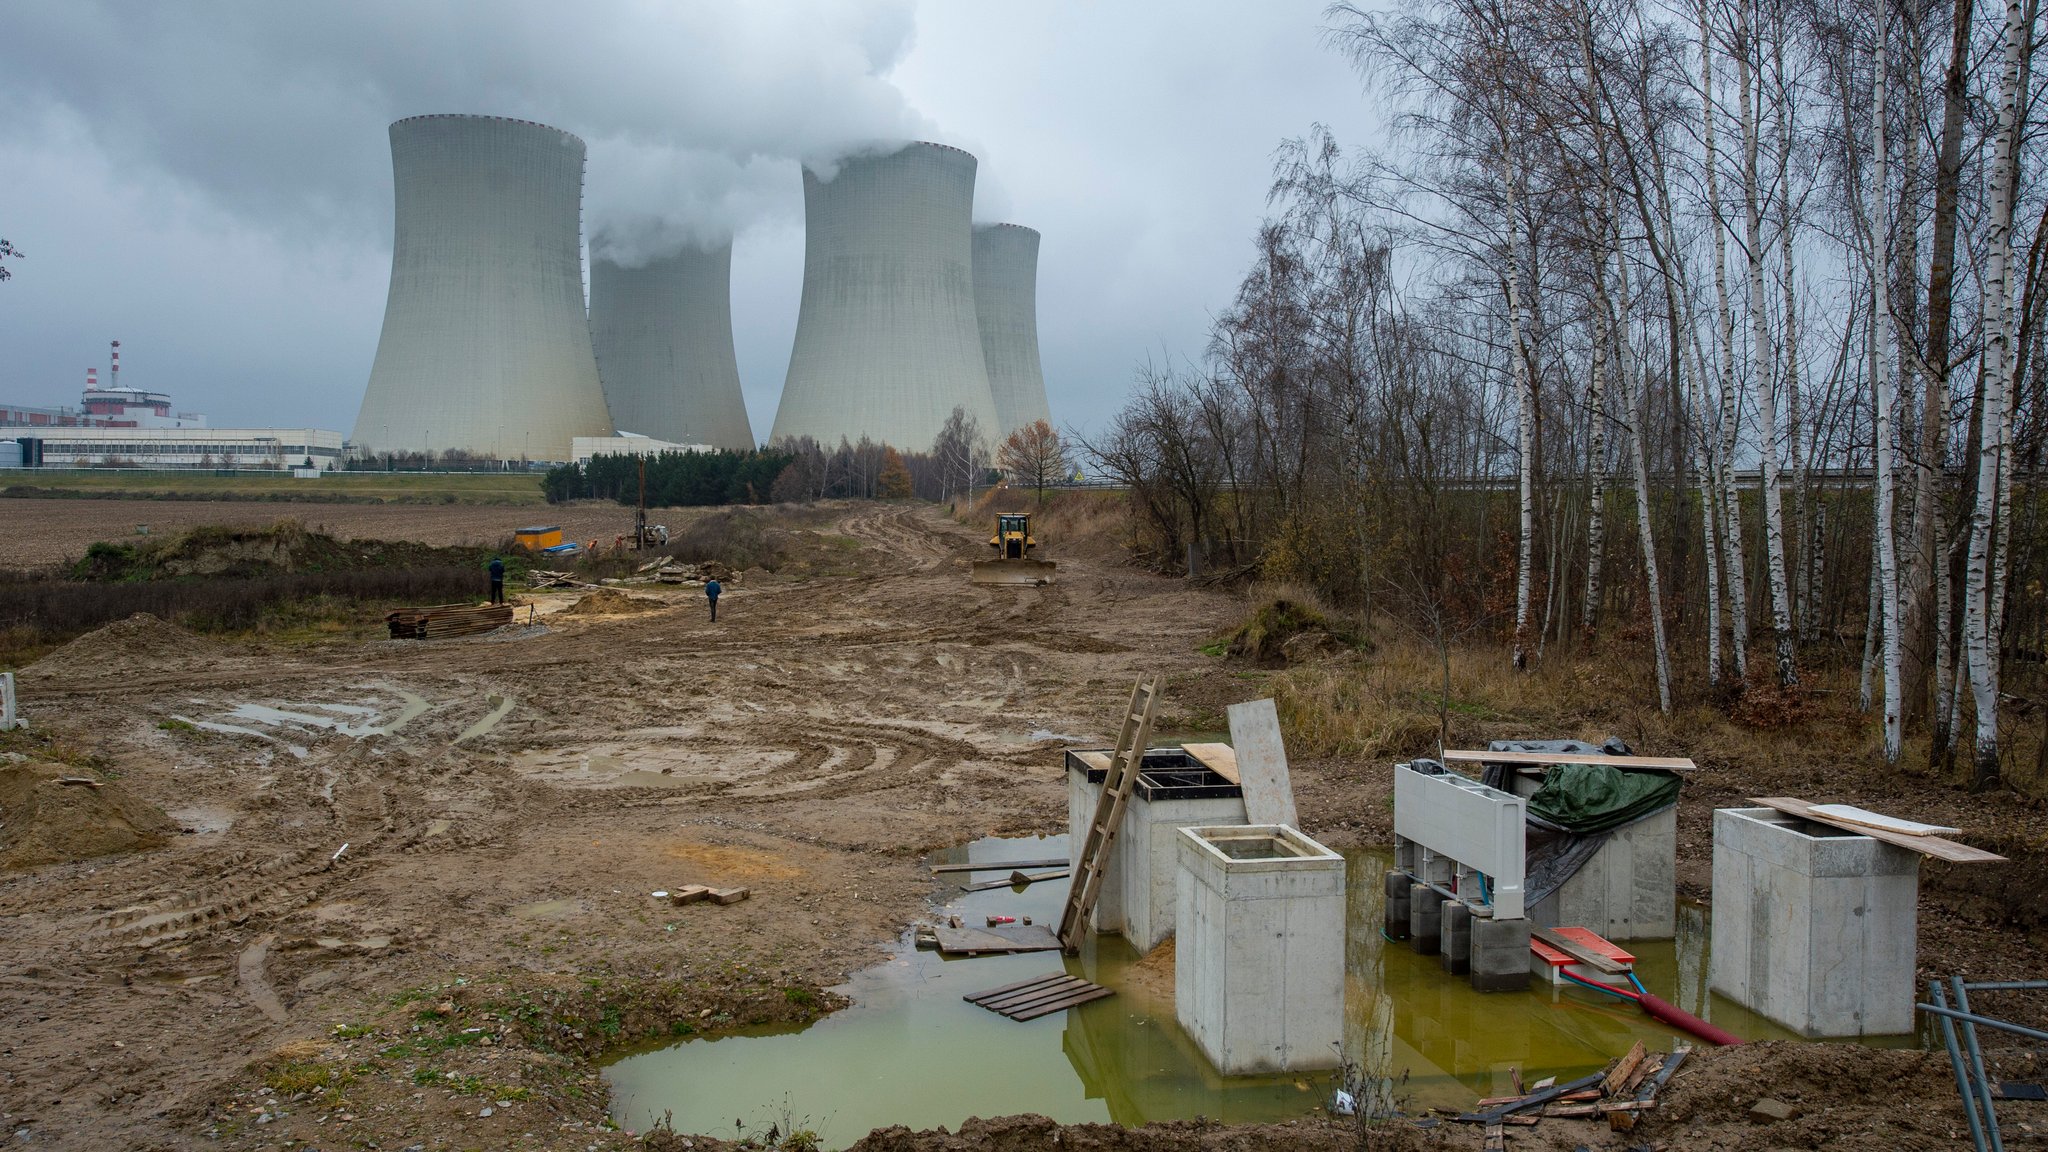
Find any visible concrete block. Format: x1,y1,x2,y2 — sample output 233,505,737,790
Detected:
1393,761,1526,918
1440,900,1472,975
1383,870,1410,940
1709,807,1918,1036
1529,807,1677,940
1067,748,1247,950
1409,884,1443,955
1175,825,1345,1075
1469,916,1531,993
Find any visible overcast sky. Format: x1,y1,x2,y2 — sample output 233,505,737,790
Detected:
0,1,1382,446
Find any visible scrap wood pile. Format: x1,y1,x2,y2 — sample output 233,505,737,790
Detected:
384,602,514,640
525,569,598,590
628,558,738,585
1451,1043,1687,1140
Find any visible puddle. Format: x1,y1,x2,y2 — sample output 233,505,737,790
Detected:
605,838,1915,1143
454,695,516,744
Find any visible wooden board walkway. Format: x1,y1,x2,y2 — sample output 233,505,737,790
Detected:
964,971,1114,1021
933,923,1063,956
1748,796,2005,863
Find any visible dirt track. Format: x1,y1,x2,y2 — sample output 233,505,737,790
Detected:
0,503,1243,1150
0,501,2032,1150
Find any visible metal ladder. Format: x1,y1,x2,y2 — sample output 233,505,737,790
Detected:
1057,673,1162,953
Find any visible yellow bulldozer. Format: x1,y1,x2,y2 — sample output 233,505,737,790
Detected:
971,512,1057,586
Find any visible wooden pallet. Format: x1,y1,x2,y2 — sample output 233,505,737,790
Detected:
385,602,514,640
963,971,1114,1021
1057,673,1162,953
933,923,1063,955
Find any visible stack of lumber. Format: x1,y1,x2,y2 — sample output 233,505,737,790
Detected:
385,602,513,640
1452,1043,1688,1139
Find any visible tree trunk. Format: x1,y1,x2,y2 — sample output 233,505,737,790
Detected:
1966,0,2029,790
1503,156,1539,673
1609,236,1673,712
1582,265,1612,636
1701,0,1752,681
1734,0,1798,686
1870,9,1905,762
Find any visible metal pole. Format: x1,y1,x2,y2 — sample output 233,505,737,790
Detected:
1930,982,1990,1152
1954,978,2007,1152
1916,1002,2048,1044
1961,981,2048,992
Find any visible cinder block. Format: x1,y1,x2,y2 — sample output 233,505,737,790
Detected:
1440,900,1472,975
1709,807,1918,1036
1409,884,1444,955
1383,870,1411,940
1175,825,1345,1075
1469,916,1531,993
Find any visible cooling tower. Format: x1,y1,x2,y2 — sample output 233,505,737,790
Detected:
353,114,613,461
972,223,1053,436
589,243,754,450
770,142,1001,451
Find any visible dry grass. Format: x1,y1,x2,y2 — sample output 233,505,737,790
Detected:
955,488,1134,560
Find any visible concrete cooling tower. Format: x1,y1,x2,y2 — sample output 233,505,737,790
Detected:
353,114,613,461
770,141,1001,451
972,223,1053,436
589,243,755,451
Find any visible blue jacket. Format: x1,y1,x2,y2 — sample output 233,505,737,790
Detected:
488,558,504,580
705,579,722,600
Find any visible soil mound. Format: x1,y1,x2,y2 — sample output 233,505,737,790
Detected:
0,762,177,869
21,613,212,681
563,589,666,616
1223,594,1363,667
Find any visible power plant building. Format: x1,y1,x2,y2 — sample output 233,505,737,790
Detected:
770,142,1001,452
589,244,754,451
972,223,1053,437
352,114,614,462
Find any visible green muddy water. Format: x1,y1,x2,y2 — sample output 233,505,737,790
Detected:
603,835,1917,1144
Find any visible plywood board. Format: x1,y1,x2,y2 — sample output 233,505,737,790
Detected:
1072,750,1113,772
1748,796,2005,863
1227,698,1297,826
1807,804,1959,837
959,869,1068,893
1442,749,1699,772
1181,742,1241,784
934,923,1063,955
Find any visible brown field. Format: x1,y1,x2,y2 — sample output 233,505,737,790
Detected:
0,501,2035,1150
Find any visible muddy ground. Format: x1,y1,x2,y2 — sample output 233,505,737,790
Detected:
0,500,2038,1151
0,498,635,569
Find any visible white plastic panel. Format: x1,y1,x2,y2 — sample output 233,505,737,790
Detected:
1392,761,1526,919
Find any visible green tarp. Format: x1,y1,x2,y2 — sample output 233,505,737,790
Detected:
1525,762,1682,834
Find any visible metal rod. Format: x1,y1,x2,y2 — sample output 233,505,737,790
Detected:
1955,978,2007,1152
1962,981,2048,992
1916,1003,2048,1044
1932,982,1990,1152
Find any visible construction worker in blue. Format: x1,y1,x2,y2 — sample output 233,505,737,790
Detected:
487,556,505,605
705,577,721,622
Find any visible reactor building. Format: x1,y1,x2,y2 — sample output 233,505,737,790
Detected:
352,114,614,462
588,241,754,451
972,223,1053,437
769,141,1002,451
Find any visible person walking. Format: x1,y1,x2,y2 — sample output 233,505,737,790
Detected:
487,555,505,605
704,576,721,623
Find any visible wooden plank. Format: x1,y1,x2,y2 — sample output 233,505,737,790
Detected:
930,858,1068,875
1003,975,1114,1012
983,978,1094,1015
1442,748,1699,772
1544,1099,1657,1118
935,923,1063,955
708,887,750,905
1807,803,1959,837
668,885,713,905
1748,797,2006,863
958,869,1069,893
1623,1054,1662,1095
1227,698,1298,826
1456,1071,1608,1124
1602,1041,1649,1096
1072,750,1113,772
1635,1046,1688,1103
1531,927,1630,975
963,972,1069,1005
1181,742,1241,784
1482,1122,1506,1152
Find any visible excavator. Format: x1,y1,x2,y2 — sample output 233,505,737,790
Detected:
971,512,1057,586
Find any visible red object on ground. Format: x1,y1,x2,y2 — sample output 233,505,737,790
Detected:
1637,992,1744,1047
985,915,1016,925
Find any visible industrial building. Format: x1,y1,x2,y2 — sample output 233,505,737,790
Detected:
352,114,614,462
589,243,754,451
9,426,345,470
569,434,713,465
972,223,1053,437
770,142,1002,452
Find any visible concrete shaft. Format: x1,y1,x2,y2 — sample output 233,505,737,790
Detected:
589,244,754,450
972,223,1053,438
354,115,614,461
771,142,1001,452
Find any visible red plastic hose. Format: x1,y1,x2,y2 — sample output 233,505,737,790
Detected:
1638,992,1744,1046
